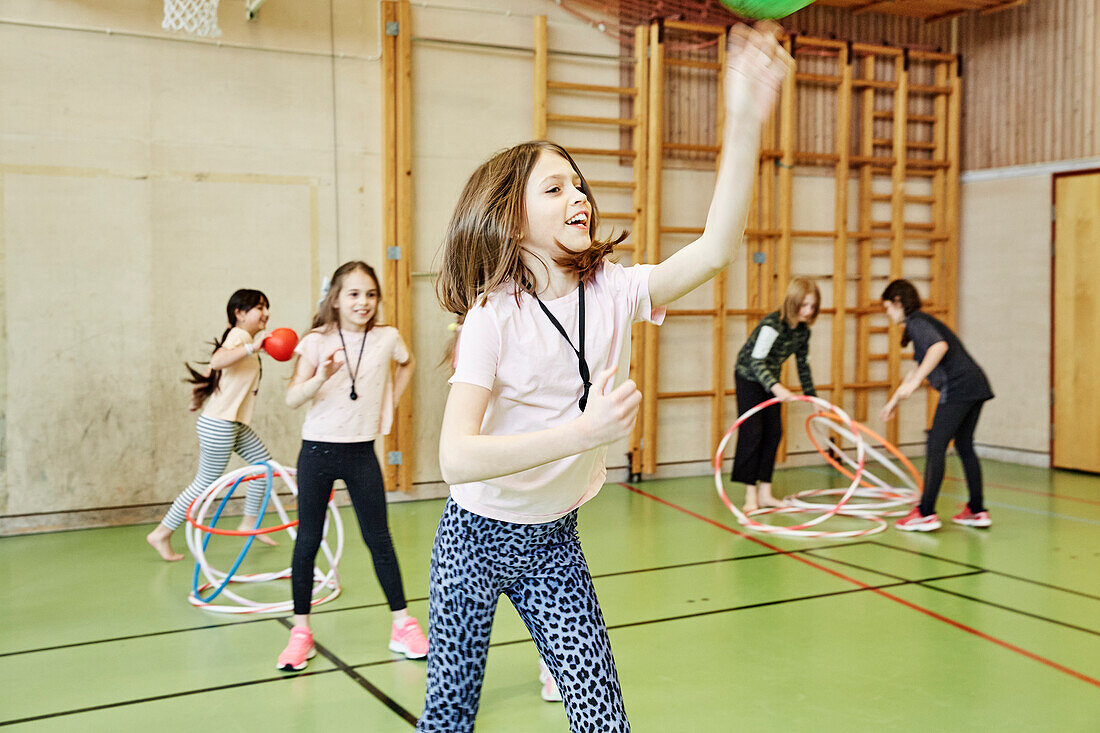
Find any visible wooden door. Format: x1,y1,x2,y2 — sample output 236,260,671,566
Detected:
1052,171,1100,473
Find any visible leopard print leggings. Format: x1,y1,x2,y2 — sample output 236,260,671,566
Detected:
416,499,629,732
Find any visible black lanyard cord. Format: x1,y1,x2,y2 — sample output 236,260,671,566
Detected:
534,282,591,412
337,328,368,401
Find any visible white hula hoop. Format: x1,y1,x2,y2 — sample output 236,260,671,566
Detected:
184,460,345,614
714,395,887,538
784,413,921,517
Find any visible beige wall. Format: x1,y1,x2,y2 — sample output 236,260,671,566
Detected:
1,0,1019,534
957,169,1060,464
1,0,383,532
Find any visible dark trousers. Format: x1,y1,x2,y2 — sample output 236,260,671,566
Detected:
730,374,783,485
919,400,986,516
292,440,407,615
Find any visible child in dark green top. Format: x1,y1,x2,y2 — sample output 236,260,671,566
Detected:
731,278,819,510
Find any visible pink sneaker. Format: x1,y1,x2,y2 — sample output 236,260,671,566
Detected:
277,627,316,672
895,507,941,532
952,506,992,527
539,660,562,703
389,616,428,659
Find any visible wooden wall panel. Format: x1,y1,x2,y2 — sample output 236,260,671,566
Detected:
957,0,1100,169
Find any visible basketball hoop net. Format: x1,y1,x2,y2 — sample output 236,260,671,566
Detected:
162,0,222,38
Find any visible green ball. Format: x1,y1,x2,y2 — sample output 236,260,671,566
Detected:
718,0,815,20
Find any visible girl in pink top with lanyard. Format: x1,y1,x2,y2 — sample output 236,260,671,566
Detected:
276,261,426,672
418,23,789,733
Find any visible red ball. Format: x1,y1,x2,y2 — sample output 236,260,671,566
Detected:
263,328,299,362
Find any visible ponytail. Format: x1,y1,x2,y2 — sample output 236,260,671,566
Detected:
184,288,269,411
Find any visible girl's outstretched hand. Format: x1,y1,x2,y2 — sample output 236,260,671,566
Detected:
317,346,345,381
725,21,790,125
578,366,642,447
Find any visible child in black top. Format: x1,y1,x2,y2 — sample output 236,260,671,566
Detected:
731,277,819,510
880,279,994,531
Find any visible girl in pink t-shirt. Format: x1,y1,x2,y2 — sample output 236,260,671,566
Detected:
275,261,426,672
418,24,789,733
146,288,278,562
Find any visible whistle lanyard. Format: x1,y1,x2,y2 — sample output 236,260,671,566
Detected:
337,328,368,400
534,282,591,412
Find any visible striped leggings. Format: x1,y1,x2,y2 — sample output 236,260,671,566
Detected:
161,415,272,530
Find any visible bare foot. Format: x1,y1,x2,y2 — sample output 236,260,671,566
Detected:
146,526,184,561
239,516,278,546
758,493,785,508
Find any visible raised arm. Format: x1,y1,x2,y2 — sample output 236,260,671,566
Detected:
438,367,639,485
648,23,790,308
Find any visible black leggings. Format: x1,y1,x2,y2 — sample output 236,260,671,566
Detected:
919,400,986,517
292,440,407,615
730,374,783,485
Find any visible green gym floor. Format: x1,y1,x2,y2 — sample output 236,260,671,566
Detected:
2,459,1098,731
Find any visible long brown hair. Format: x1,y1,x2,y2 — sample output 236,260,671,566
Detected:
780,277,821,328
184,289,269,408
311,261,383,332
436,140,627,316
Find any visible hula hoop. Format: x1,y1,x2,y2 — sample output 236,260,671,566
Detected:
184,460,344,614
713,395,887,538
187,472,298,536
804,412,922,493
782,412,921,517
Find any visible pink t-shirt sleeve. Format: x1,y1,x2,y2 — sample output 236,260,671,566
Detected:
605,261,667,325
449,302,499,390
392,331,411,365
294,331,323,366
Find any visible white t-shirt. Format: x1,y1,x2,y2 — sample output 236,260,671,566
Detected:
449,260,665,524
295,325,410,443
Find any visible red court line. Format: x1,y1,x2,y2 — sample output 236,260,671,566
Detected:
617,481,1100,689
944,476,1100,507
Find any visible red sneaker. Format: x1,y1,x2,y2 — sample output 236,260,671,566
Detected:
894,507,941,532
389,616,428,659
952,507,992,527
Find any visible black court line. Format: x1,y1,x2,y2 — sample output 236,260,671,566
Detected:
620,481,1100,689
805,549,1100,637
868,540,1100,601
800,550,982,584
0,596,425,659
275,618,418,726
0,668,341,727
479,572,983,650
915,582,1100,637
0,571,1023,726
585,540,873,580
1,543,864,659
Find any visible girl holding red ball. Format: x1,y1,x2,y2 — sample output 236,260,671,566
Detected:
146,288,280,561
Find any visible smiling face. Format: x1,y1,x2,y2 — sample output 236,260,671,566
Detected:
520,150,592,261
234,303,269,336
336,269,380,331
